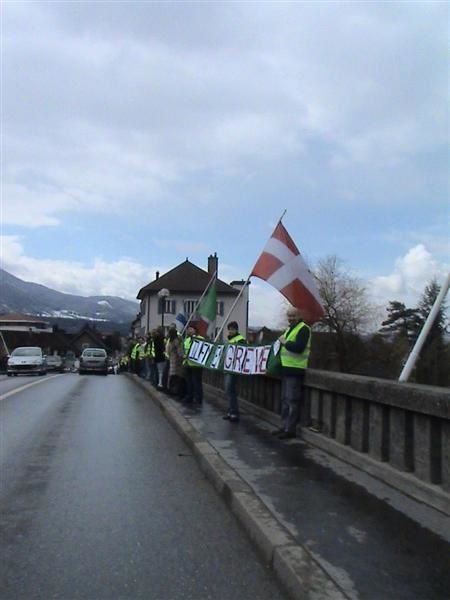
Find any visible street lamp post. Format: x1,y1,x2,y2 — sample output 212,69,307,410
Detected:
158,288,170,331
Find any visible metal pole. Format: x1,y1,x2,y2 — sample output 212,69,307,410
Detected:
399,271,450,382
212,210,287,343
181,271,217,336
213,275,251,342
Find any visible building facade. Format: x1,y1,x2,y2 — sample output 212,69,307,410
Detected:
136,254,249,340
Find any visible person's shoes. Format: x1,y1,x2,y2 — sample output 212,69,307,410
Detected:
277,431,296,440
222,414,231,420
229,414,240,423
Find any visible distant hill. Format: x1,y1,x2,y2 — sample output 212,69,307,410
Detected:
0,268,139,333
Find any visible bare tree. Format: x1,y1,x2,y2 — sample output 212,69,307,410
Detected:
315,255,375,371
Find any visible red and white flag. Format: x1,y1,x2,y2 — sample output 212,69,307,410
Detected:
251,222,325,324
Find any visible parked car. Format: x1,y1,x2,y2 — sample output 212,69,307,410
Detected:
7,347,47,376
46,355,65,373
79,348,108,375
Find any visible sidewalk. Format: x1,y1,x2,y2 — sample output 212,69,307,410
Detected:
128,374,450,600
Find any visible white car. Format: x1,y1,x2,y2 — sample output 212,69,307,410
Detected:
7,347,47,376
79,348,108,375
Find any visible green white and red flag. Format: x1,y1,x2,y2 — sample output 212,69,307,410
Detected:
196,279,217,338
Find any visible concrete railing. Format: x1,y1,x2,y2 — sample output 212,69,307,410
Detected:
204,369,450,510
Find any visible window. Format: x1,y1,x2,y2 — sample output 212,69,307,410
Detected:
184,300,197,317
158,299,176,314
184,300,224,316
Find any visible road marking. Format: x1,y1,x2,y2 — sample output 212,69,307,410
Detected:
0,375,62,401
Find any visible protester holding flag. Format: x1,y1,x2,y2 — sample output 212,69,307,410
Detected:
272,306,311,439
183,324,204,404
251,220,325,325
222,321,246,423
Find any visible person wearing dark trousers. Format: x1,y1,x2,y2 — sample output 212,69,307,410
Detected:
272,306,311,440
183,325,204,404
223,321,246,423
153,327,167,390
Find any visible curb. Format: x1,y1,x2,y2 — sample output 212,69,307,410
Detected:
127,374,348,600
204,384,450,517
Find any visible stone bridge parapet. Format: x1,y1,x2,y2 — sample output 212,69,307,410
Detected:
203,369,450,514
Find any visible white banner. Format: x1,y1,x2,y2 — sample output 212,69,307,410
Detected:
188,339,273,375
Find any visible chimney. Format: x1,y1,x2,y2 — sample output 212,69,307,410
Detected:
208,253,218,277
156,271,159,280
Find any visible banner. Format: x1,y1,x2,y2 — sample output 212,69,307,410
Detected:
187,337,282,376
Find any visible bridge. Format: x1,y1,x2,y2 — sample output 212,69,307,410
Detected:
130,369,449,599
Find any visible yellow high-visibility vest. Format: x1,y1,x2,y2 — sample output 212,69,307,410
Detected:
183,335,204,367
280,322,311,370
228,334,246,344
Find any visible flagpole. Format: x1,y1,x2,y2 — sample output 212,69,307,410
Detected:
398,271,450,383
214,275,251,342
213,210,288,342
181,270,217,335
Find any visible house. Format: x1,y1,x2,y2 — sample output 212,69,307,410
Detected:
68,324,108,355
247,326,283,345
136,254,249,339
0,314,116,371
0,313,53,333
0,313,71,364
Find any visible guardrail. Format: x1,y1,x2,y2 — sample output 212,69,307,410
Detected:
204,369,450,510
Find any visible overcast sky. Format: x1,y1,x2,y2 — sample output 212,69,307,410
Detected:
1,1,448,327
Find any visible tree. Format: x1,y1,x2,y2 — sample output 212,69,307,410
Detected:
414,279,448,385
380,279,449,385
315,255,376,371
380,301,421,342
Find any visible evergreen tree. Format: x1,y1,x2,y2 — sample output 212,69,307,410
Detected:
380,301,421,342
414,279,448,386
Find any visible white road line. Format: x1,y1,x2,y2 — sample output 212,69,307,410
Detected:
0,374,62,401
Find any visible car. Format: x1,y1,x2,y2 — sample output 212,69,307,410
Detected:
46,355,65,373
7,347,47,376
79,348,108,375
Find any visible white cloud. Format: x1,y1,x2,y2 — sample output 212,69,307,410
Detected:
0,235,288,327
2,2,446,227
0,235,153,299
370,244,449,308
248,282,290,329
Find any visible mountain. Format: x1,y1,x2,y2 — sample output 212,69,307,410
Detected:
0,269,139,331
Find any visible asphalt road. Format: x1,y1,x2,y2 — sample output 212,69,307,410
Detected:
0,373,287,600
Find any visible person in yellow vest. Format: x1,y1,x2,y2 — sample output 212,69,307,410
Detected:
272,306,311,439
142,333,152,381
137,337,147,377
223,321,246,422
130,338,141,374
183,324,204,404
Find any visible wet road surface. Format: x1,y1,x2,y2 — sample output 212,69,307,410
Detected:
0,374,287,599
180,386,450,600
